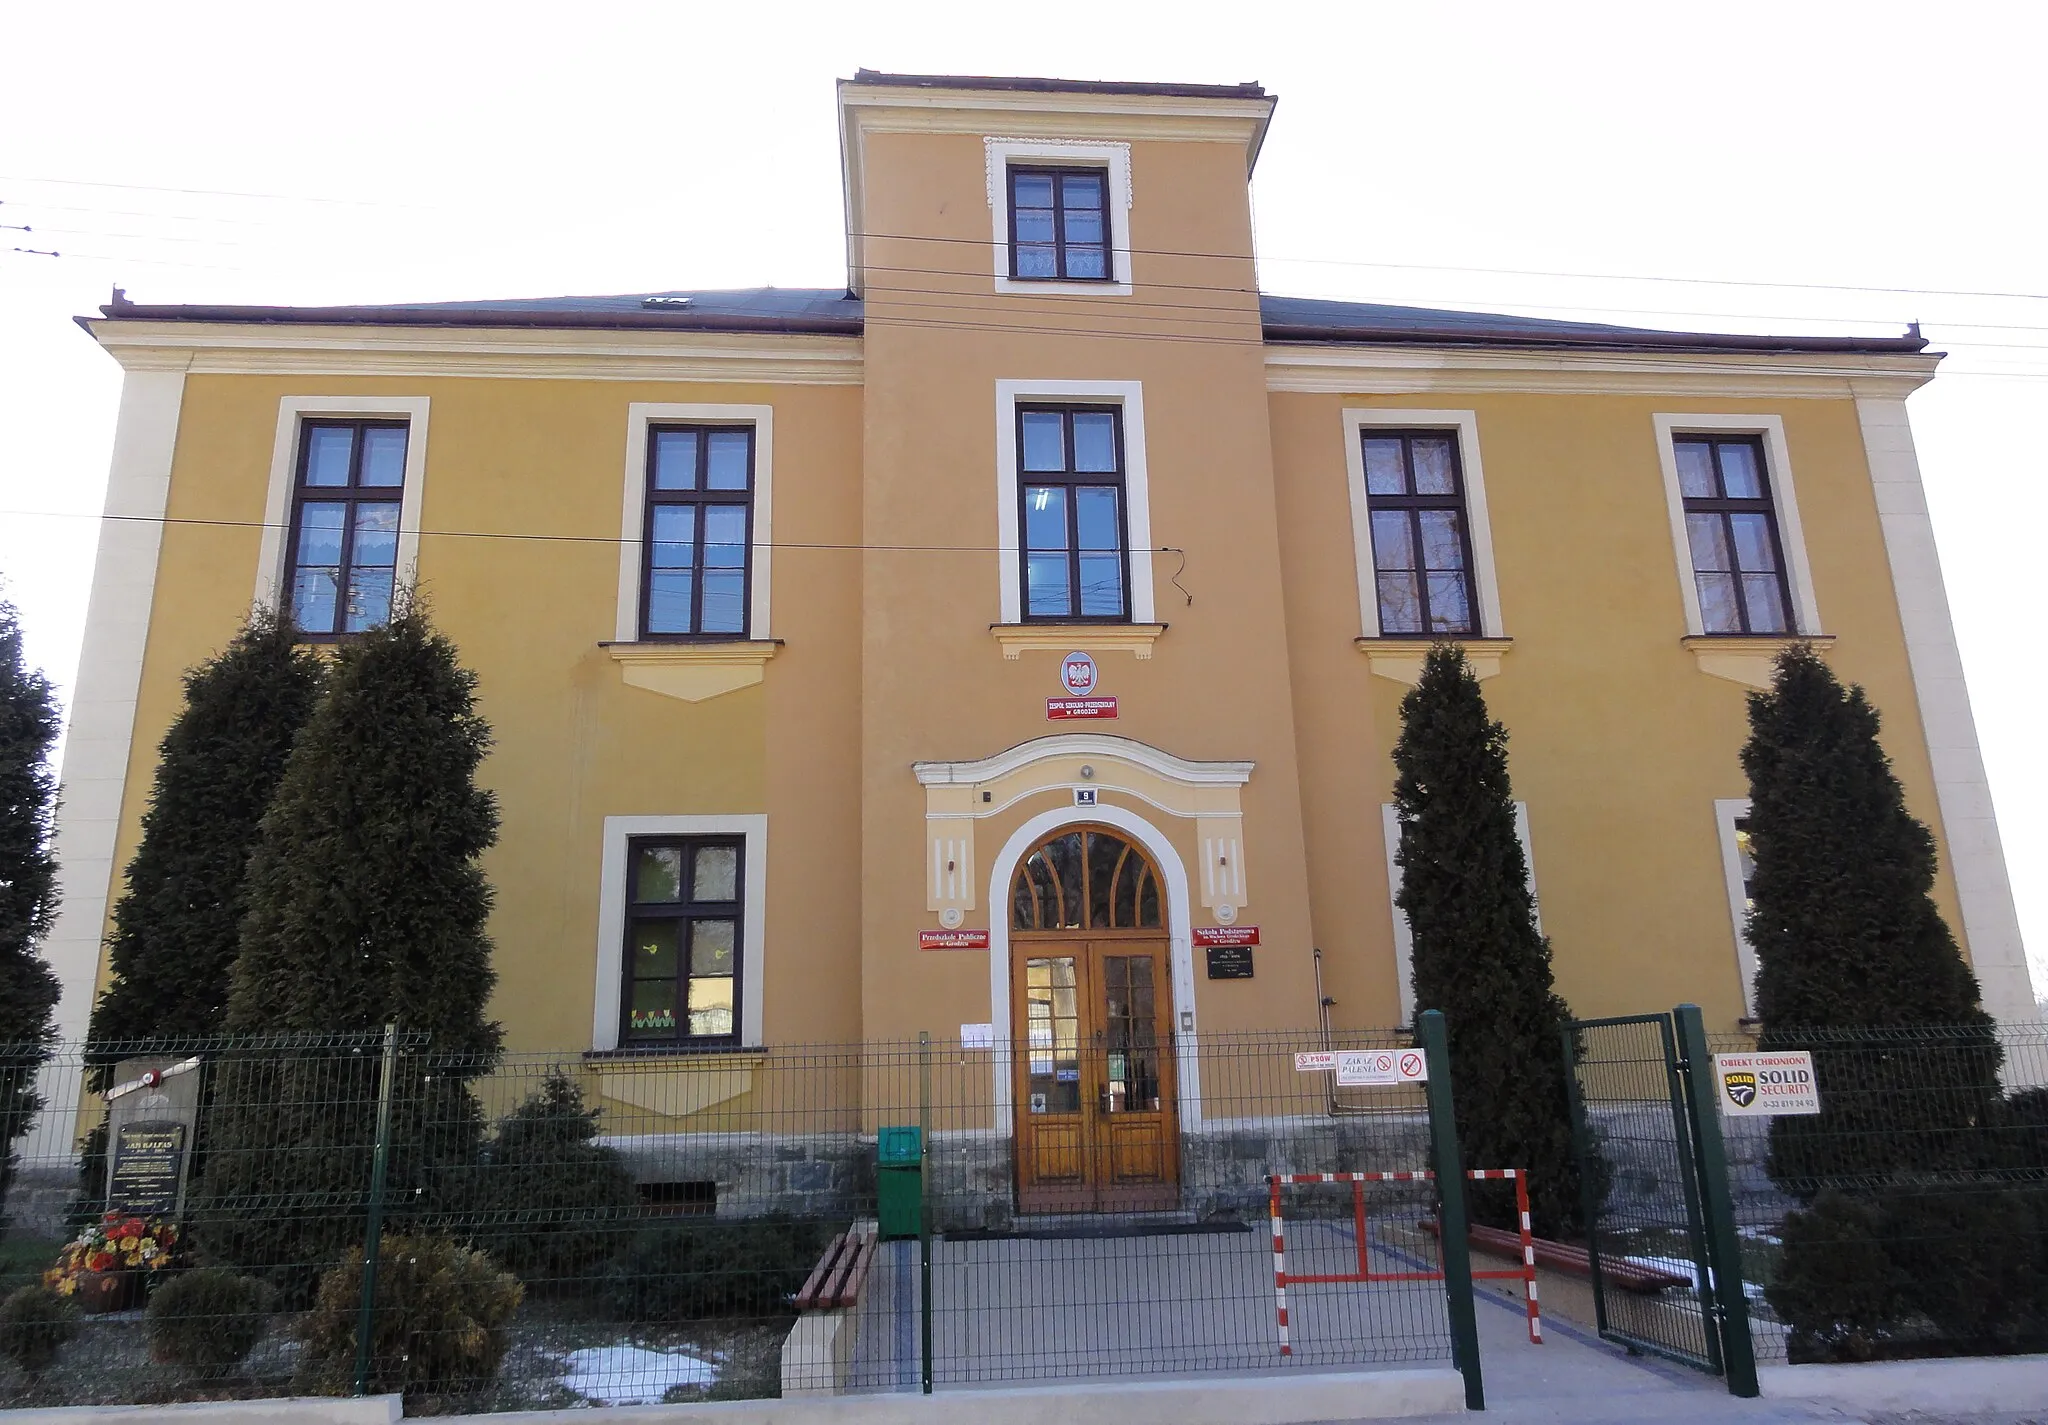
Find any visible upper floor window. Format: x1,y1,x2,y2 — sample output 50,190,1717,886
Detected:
286,419,406,636
1019,405,1129,621
1362,431,1478,636
1677,435,1792,635
642,425,754,638
622,835,743,1048
1009,166,1111,282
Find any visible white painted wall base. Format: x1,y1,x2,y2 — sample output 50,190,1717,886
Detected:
453,1366,1465,1424
0,1396,401,1425
1760,1351,2048,1413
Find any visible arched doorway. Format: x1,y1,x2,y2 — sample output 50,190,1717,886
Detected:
1009,825,1179,1213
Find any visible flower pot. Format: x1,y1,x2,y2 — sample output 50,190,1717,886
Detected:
78,1268,141,1314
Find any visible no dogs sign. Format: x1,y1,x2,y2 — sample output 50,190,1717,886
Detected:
1711,1051,1821,1117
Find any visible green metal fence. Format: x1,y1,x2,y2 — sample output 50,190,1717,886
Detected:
0,1027,1467,1410
1710,1020,2048,1366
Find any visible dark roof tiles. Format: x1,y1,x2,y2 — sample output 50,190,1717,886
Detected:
90,286,1927,356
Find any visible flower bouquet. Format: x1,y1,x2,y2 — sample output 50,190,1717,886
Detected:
45,1213,186,1313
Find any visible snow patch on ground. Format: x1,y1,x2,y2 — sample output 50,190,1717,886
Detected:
1624,1254,1768,1302
559,1344,718,1405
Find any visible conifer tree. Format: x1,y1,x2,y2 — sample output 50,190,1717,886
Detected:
84,612,324,1086
1741,646,2025,1358
1392,645,1585,1236
198,600,501,1288
0,595,63,1219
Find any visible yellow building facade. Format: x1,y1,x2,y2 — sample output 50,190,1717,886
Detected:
46,73,2032,1212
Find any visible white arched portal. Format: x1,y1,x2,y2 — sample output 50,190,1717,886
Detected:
987,803,1203,1127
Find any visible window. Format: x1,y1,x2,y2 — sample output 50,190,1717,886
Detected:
1018,405,1129,621
1361,431,1479,636
621,836,744,1048
1677,435,1792,635
1008,166,1111,281
283,420,407,636
640,426,755,638
1714,798,1761,1018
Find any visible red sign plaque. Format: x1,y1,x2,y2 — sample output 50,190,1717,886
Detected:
919,929,990,951
1047,697,1119,721
1192,926,1260,948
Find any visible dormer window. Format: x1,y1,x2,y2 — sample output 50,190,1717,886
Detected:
1009,166,1111,281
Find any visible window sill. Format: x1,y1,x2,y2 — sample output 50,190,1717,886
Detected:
603,640,781,703
583,1047,767,1120
1354,637,1512,686
1680,634,1833,691
994,276,1134,298
991,623,1167,660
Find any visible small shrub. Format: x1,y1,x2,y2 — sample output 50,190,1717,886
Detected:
298,1233,522,1398
600,1217,832,1323
0,1284,80,1378
1768,1192,1902,1363
146,1268,271,1375
461,1075,638,1289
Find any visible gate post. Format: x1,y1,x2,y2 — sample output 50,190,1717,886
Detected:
1418,1010,1483,1411
1673,1005,1759,1399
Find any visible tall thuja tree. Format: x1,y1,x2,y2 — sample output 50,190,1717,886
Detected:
1742,645,2024,1359
1393,645,1585,1236
199,600,502,1292
84,612,324,1086
0,595,63,1220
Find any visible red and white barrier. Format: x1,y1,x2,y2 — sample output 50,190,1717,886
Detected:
1265,1168,1542,1354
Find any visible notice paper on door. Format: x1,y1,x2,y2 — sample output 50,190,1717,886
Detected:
960,1023,995,1050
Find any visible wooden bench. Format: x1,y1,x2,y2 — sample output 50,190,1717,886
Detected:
1423,1220,1690,1294
793,1224,879,1312
782,1222,879,1396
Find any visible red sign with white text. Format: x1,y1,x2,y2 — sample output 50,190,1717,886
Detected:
1193,926,1260,948
1047,697,1119,720
919,929,990,951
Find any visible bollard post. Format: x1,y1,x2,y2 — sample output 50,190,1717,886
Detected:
1419,1010,1483,1411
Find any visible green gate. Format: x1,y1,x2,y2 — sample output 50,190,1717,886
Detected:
1561,1005,1757,1396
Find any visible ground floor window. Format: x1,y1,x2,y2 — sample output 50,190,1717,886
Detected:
621,835,744,1047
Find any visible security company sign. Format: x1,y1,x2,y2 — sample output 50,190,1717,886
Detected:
1334,1049,1430,1087
1711,1051,1821,1117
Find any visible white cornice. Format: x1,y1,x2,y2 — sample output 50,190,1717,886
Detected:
83,319,864,385
914,733,1254,789
1265,346,1940,399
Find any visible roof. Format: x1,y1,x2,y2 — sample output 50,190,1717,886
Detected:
845,69,1268,102
87,287,1929,357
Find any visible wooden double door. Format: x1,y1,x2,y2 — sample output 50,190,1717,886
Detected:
1012,935,1180,1214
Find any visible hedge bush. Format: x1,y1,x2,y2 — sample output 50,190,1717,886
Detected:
145,1268,271,1376
461,1075,638,1289
298,1233,522,1399
600,1217,831,1323
0,1284,79,1379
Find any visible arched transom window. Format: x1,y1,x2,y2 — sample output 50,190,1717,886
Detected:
1011,827,1163,932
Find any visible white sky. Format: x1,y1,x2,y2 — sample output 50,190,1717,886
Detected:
2,1,2041,1000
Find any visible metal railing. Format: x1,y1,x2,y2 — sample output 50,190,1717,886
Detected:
1710,1020,2048,1365
0,1028,1461,1410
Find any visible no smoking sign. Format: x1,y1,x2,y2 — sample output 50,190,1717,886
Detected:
1334,1049,1431,1087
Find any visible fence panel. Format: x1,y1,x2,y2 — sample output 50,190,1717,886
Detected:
1711,1020,2048,1366
2,1027,1456,1410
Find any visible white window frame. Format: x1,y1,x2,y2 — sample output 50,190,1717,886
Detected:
1653,413,1822,637
995,379,1155,624
256,396,431,613
1344,409,1506,639
591,813,768,1052
1382,801,1538,1025
985,137,1134,297
1714,797,1761,1019
615,403,775,643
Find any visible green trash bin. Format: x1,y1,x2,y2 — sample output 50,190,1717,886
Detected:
876,1125,923,1240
